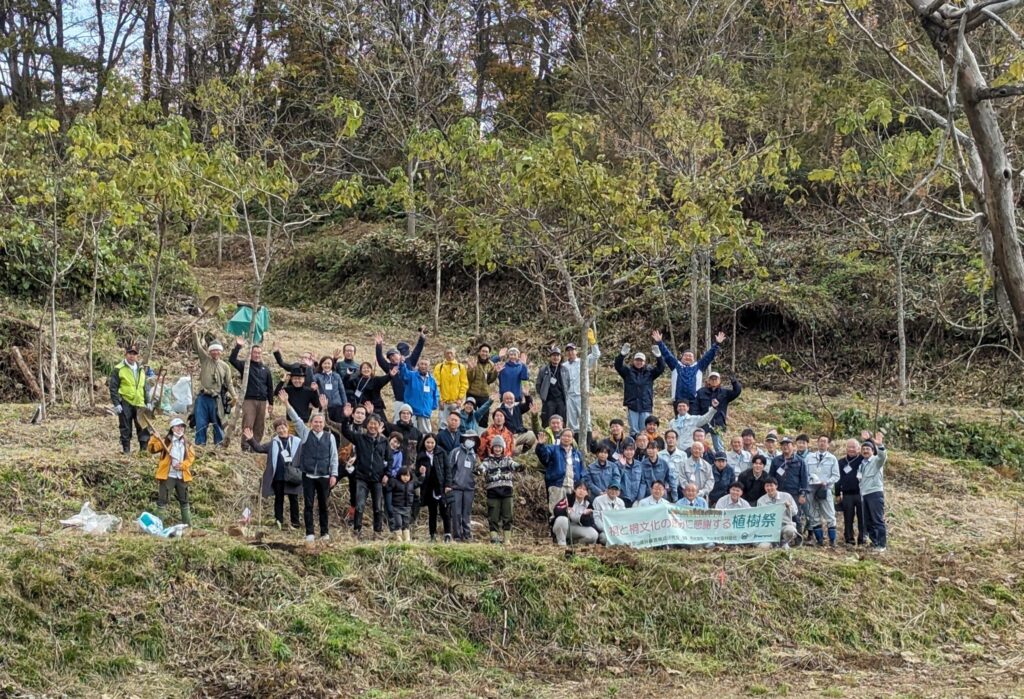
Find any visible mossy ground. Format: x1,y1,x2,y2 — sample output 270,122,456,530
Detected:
1,291,1023,697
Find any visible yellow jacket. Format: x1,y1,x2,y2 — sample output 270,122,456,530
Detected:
147,434,196,483
433,360,469,403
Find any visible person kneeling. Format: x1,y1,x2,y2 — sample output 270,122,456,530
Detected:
551,482,599,546
756,477,799,549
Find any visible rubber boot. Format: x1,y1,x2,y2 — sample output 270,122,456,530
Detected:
156,506,169,522
812,526,824,546
827,527,837,548
490,531,501,544
403,529,411,542
180,504,192,527
502,530,511,546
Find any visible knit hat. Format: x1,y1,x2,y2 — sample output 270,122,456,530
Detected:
208,342,224,352
397,403,412,415
464,396,477,406
491,435,506,450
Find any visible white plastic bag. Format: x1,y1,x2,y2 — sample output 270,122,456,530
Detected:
136,511,188,538
60,502,121,534
169,376,193,414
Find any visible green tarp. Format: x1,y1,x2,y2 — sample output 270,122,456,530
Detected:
225,305,270,344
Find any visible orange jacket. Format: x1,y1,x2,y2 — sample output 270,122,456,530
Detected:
478,424,514,459
147,434,196,482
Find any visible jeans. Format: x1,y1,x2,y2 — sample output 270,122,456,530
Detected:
627,410,649,436
706,426,725,454
840,492,866,544
272,480,300,527
194,394,223,445
302,476,331,537
863,491,887,548
354,479,384,533
448,489,474,540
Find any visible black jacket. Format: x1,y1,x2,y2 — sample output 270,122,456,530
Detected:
344,372,393,414
436,428,463,456
614,354,666,413
498,396,533,434
694,379,743,428
273,351,314,385
738,468,769,506
836,454,864,495
417,448,449,501
388,478,417,508
229,346,275,403
274,381,319,422
340,419,391,482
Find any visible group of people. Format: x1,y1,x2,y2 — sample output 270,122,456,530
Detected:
106,325,889,551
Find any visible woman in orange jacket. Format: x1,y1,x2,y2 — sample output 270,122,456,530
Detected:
147,417,195,525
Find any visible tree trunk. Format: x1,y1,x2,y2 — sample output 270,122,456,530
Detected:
655,268,675,348
406,156,418,238
87,225,101,407
52,1,66,123
474,263,481,336
145,210,166,366
703,248,712,349
689,250,699,350
731,306,738,373
48,266,58,405
434,229,442,333
223,285,261,448
217,219,224,268
895,246,908,405
142,0,156,99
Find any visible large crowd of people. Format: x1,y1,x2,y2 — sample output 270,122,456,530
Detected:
108,327,889,552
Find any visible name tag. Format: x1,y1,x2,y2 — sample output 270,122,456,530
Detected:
325,383,333,391
423,385,431,393
843,465,852,474
283,454,293,464
354,390,362,398
549,377,557,385
778,468,786,477
451,368,459,376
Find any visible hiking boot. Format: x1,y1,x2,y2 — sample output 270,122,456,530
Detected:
429,535,437,543
490,533,501,544
402,530,411,542
122,445,131,455
321,534,330,542
443,534,452,544
304,535,315,543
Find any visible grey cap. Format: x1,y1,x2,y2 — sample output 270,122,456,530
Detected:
491,435,506,450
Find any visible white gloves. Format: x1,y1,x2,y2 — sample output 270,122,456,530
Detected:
114,404,123,414
620,343,631,356
651,345,661,358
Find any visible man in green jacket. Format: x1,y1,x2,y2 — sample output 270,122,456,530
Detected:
109,344,151,454
193,331,236,445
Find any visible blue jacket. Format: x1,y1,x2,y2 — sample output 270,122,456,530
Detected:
708,464,736,505
457,399,492,434
640,456,678,502
618,461,644,504
614,353,666,413
583,460,622,500
376,336,425,402
313,371,346,408
658,341,719,404
770,454,809,498
535,443,584,489
399,364,440,418
498,361,529,400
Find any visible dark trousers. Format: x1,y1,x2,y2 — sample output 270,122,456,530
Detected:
487,494,513,532
541,398,567,428
354,479,383,533
302,476,331,536
273,481,300,527
426,497,450,538
448,489,474,540
468,394,490,427
118,404,151,452
348,475,357,508
840,492,866,544
194,394,222,445
862,492,887,548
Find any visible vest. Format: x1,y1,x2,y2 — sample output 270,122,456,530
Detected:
116,362,147,407
299,432,333,478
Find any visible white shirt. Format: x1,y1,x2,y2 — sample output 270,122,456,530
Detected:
715,496,750,510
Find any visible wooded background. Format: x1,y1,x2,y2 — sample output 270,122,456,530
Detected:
2,0,1024,407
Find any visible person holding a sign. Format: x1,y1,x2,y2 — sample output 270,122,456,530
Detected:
805,435,841,547
245,419,303,530
551,482,600,546
635,480,672,508
593,481,626,543
678,482,708,509
716,482,751,510
757,478,799,548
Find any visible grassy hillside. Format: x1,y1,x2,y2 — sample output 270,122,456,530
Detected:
1,300,1024,697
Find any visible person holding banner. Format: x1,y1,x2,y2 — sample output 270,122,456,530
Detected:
634,480,671,508
757,478,799,548
678,482,708,509
551,482,600,546
716,482,751,510
592,482,626,544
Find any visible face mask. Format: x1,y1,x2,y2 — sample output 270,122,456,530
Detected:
463,439,475,449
